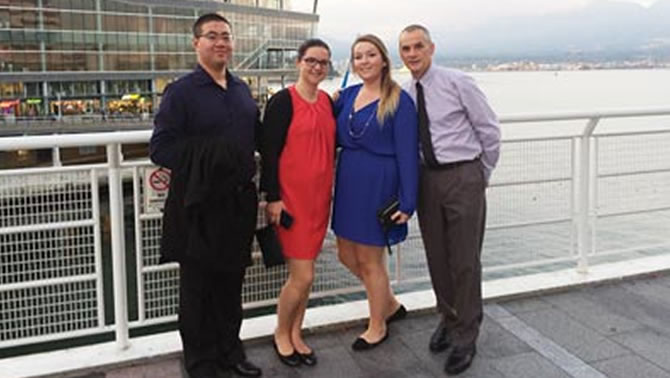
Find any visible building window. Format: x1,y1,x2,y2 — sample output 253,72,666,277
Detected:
43,0,95,10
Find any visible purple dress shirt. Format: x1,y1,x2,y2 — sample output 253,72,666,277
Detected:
402,64,501,181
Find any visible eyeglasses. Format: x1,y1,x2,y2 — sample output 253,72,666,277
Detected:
302,57,330,68
198,32,233,43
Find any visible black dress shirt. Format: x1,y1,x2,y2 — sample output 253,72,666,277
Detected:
150,64,260,182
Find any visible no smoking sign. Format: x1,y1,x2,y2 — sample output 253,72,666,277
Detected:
144,167,171,213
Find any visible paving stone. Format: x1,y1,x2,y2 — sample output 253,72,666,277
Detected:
515,308,629,362
652,273,670,288
592,355,670,378
476,317,533,359
497,297,552,315
391,311,441,333
348,335,437,378
69,373,106,378
301,324,359,351
306,345,368,378
622,279,670,308
490,352,571,378
611,328,670,371
584,282,670,337
541,291,643,336
397,327,446,367
105,359,183,378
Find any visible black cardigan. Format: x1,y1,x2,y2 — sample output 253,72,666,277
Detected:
259,88,293,202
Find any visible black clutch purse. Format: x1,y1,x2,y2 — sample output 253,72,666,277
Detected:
377,198,400,232
377,198,400,255
255,225,285,268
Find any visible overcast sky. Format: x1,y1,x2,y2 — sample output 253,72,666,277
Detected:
291,0,657,43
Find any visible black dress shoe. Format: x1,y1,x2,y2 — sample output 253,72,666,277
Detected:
272,340,301,367
386,304,407,324
297,351,317,366
231,360,262,377
429,321,452,353
444,345,476,375
351,330,389,351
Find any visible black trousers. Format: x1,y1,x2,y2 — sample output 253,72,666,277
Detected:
417,160,487,348
179,262,246,374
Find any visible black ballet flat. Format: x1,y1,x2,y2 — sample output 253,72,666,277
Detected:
351,330,390,351
386,304,407,324
273,340,301,367
298,351,317,366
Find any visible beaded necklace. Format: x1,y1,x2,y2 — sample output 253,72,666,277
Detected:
347,103,377,139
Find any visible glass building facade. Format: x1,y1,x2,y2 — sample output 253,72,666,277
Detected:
0,0,317,120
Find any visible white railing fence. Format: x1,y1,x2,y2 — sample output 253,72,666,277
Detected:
1,108,669,354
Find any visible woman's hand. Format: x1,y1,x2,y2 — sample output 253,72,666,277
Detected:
331,88,341,103
391,211,410,224
266,200,284,225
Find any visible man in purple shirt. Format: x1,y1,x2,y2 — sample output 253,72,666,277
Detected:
399,24,501,375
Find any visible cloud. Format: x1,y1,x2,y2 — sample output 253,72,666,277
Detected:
292,0,656,44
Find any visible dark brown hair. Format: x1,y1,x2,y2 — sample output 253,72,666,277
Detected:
297,38,331,60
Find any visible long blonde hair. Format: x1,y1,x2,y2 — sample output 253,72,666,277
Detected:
350,34,401,125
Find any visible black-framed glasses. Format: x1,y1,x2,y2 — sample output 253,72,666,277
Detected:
302,57,331,68
198,32,233,43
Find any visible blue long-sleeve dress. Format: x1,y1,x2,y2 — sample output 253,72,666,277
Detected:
332,84,419,246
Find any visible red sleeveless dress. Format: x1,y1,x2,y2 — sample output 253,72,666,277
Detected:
276,86,336,259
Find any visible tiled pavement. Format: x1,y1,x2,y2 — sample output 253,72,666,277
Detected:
70,272,670,377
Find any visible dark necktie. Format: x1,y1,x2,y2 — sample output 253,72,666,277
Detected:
416,82,439,167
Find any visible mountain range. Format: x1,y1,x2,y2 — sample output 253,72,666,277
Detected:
323,0,670,63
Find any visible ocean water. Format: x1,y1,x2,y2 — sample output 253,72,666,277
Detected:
321,69,670,114
319,68,670,137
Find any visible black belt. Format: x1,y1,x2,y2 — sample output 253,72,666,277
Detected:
423,157,479,171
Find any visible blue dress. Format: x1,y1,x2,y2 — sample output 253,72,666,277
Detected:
332,84,419,246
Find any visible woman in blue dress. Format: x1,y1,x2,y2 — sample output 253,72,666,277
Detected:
332,34,419,350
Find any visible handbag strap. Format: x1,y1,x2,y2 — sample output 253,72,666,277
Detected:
383,227,394,255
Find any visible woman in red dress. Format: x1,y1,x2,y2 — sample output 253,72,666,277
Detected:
260,39,335,367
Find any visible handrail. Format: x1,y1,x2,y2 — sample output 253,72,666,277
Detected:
0,130,151,151
1,108,669,152
498,107,670,123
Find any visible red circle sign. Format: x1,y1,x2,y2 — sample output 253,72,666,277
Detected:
149,168,171,191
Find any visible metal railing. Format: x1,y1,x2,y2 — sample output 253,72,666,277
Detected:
1,108,669,353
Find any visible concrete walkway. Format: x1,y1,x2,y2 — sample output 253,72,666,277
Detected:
66,271,670,378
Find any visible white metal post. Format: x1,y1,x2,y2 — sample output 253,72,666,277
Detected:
91,169,106,328
576,118,600,274
570,137,579,258
590,138,599,257
133,167,146,322
51,146,62,167
107,143,130,350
